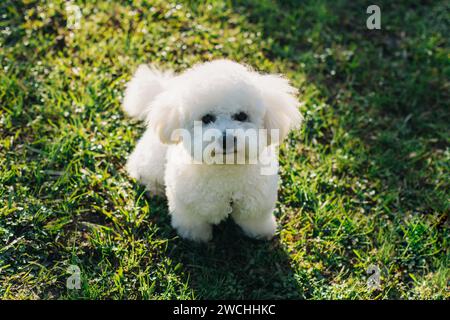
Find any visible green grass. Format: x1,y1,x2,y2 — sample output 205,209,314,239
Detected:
0,0,448,299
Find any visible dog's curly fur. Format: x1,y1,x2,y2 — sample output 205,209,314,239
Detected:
123,59,302,242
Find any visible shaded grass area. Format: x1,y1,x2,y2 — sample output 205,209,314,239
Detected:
0,0,448,299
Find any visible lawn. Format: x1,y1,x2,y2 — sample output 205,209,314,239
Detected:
0,0,448,299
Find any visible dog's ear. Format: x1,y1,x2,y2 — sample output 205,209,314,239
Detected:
147,92,183,144
123,64,173,121
258,74,302,145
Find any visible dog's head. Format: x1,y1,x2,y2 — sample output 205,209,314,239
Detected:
132,60,302,163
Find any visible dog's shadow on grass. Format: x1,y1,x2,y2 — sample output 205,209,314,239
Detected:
146,194,305,299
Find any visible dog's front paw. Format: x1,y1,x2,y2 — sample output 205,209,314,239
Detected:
171,217,213,243
176,224,213,243
234,214,277,240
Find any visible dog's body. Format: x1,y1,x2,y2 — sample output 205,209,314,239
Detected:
123,60,301,242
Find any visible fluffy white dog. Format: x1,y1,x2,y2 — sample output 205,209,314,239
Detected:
123,59,302,242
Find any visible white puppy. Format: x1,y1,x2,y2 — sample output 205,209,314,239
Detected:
123,60,302,242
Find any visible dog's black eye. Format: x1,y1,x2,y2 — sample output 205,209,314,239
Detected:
233,112,248,122
201,114,216,124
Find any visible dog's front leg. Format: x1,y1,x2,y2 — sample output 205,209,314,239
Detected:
166,185,232,242
170,208,213,243
231,184,278,240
